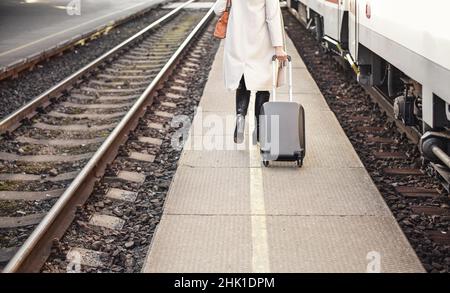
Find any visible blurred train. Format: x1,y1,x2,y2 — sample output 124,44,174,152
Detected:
286,0,450,170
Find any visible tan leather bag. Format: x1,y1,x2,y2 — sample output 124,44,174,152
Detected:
214,0,232,39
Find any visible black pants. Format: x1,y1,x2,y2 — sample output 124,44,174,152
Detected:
236,76,270,120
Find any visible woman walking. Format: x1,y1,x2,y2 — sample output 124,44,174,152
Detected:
213,0,287,143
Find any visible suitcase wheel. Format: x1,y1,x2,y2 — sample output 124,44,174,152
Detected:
296,159,303,168
263,160,270,167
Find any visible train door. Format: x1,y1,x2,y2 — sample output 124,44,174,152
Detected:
338,0,343,42
337,0,349,49
348,0,358,60
323,0,340,41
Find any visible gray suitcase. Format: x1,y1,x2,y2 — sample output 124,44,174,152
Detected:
259,55,306,167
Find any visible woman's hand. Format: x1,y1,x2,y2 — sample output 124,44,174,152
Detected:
275,46,288,62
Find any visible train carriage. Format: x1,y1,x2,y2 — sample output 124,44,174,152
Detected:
287,0,450,170
288,0,349,50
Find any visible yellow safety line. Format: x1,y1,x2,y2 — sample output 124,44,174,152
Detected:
248,92,271,273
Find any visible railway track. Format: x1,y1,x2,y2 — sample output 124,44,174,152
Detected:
0,0,214,272
43,26,219,273
283,10,450,273
0,6,171,122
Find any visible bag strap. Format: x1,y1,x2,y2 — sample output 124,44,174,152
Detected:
225,0,232,12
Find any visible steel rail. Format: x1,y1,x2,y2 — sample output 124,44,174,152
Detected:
0,0,196,134
3,2,214,273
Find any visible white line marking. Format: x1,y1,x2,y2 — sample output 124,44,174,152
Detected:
248,92,270,273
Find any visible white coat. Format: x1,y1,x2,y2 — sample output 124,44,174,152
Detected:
213,0,285,91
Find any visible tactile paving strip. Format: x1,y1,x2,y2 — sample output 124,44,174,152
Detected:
262,167,391,216
164,167,251,215
143,215,252,273
267,216,424,273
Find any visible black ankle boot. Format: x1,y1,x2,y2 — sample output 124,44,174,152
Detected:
254,91,270,143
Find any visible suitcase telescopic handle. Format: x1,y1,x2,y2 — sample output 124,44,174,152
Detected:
272,55,293,102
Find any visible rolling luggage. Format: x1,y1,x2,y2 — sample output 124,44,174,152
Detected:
259,55,306,167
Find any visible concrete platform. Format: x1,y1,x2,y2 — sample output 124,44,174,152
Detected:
0,0,167,68
142,34,425,273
